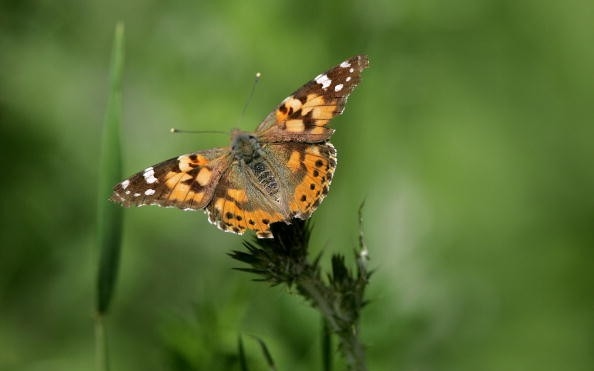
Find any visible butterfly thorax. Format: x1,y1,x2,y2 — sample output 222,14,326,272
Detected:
231,130,279,198
231,130,261,163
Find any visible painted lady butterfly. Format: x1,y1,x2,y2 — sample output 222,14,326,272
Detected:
111,55,369,238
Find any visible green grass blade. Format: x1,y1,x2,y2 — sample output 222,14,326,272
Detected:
96,22,125,316
95,21,125,371
237,335,249,371
250,336,277,371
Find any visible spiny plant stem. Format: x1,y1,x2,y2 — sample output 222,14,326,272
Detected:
339,326,367,371
297,276,367,371
297,276,341,331
230,215,370,371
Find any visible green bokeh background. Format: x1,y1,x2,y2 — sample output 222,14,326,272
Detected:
1,1,592,370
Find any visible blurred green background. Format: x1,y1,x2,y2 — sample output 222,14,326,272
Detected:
1,0,592,370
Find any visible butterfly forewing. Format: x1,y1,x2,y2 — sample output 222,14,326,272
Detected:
257,55,369,142
111,148,231,210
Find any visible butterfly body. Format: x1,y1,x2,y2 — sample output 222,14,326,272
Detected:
111,55,369,238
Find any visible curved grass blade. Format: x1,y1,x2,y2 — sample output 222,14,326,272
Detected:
238,335,249,371
250,335,277,371
96,21,125,316
95,22,125,371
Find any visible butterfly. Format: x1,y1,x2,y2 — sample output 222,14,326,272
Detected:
111,55,369,238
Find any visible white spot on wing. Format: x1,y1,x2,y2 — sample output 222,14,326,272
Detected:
346,76,352,82
349,68,354,73
121,179,130,189
340,61,351,68
133,193,141,197
143,166,158,184
315,73,332,90
334,83,344,92
144,189,155,196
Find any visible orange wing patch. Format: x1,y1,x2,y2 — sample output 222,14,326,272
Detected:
240,209,285,238
276,96,304,123
287,150,302,173
207,194,284,238
158,155,223,209
274,93,335,137
163,171,206,206
178,153,210,172
289,143,337,217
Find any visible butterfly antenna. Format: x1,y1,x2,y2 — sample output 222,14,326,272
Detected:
237,72,261,126
169,128,227,135
171,71,261,134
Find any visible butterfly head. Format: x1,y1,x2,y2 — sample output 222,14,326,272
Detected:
231,129,262,163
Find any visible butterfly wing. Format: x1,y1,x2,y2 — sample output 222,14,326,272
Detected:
256,55,369,142
205,161,288,238
110,148,231,210
259,141,337,219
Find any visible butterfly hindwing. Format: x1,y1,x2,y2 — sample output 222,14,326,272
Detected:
262,142,337,219
205,162,286,238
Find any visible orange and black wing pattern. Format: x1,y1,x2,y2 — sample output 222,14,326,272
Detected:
257,55,369,143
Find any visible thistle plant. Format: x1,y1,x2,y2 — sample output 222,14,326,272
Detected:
230,207,371,371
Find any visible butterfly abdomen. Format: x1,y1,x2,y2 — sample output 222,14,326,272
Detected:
250,161,279,197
